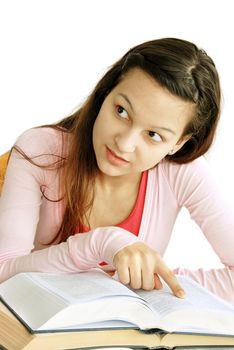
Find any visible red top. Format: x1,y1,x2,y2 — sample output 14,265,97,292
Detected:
77,171,148,266
77,170,148,236
115,170,148,235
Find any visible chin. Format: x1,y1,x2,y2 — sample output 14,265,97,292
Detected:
97,163,128,177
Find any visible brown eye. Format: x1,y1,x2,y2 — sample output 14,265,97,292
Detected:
116,105,128,119
148,131,162,142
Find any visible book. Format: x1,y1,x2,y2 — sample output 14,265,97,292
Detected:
0,303,234,350
0,268,234,350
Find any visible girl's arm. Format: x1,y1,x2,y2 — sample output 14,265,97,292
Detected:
0,128,138,282
164,157,234,304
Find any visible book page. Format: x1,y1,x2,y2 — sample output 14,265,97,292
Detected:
0,269,155,331
0,273,68,330
27,268,142,304
135,275,234,334
136,275,234,317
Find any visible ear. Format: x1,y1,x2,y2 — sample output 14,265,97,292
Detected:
171,134,192,154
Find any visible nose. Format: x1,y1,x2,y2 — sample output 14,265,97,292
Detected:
115,130,138,153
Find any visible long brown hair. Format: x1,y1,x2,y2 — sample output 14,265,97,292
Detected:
14,38,221,243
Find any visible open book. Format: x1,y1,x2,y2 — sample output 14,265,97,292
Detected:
0,268,234,349
1,303,234,350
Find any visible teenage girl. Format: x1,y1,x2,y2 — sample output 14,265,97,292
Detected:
0,38,233,304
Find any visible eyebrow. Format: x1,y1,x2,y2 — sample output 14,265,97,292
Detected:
117,93,176,136
150,126,176,136
118,93,135,113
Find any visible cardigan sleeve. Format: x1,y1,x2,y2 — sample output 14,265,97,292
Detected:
162,157,234,304
0,128,138,282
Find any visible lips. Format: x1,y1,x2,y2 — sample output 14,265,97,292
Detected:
106,147,129,162
106,147,129,165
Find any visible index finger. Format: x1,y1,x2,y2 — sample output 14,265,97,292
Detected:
156,260,186,298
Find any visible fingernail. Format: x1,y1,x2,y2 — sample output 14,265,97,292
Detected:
177,289,186,298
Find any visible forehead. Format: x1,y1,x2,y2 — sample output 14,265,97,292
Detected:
111,68,195,130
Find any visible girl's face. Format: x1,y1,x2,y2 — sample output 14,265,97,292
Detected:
93,68,194,178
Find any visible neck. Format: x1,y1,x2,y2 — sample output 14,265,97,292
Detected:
96,171,143,195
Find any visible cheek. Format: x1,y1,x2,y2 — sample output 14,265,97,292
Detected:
93,115,112,148
92,118,104,151
92,121,98,143
141,146,169,166
94,108,113,132
93,114,105,137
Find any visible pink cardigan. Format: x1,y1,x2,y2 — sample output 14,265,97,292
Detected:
0,128,233,304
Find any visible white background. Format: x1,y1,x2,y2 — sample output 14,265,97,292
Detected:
0,0,233,269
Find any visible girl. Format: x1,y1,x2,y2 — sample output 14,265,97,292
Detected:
0,38,233,304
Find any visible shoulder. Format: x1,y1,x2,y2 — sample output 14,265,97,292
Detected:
14,127,70,158
153,156,216,207
159,156,211,179
148,156,213,200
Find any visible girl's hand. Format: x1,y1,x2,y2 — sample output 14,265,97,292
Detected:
113,242,185,298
